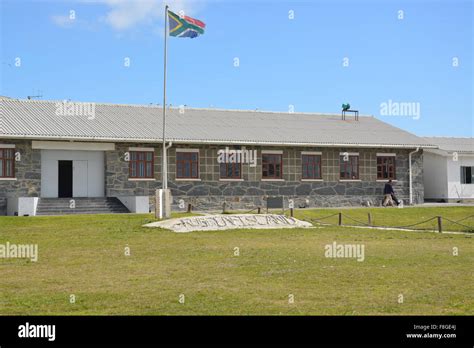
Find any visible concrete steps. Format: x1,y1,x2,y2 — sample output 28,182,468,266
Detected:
36,197,130,215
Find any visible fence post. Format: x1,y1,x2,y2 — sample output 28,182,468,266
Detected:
368,213,372,226
437,216,442,233
257,206,261,214
222,202,226,214
290,208,294,217
187,203,192,213
338,212,342,226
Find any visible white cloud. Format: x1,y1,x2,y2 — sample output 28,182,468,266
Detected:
101,0,205,31
51,0,206,32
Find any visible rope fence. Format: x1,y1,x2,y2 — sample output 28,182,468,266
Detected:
452,214,474,224
443,217,474,231
302,212,473,233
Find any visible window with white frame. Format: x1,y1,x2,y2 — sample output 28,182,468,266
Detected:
377,155,396,180
340,154,359,180
176,150,199,179
129,151,154,179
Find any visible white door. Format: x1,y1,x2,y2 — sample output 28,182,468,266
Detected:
41,150,105,198
73,160,88,197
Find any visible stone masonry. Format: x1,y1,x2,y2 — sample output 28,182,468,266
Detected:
0,140,41,214
0,140,424,214
105,143,424,211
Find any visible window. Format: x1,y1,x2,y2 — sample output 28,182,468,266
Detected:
461,166,474,184
340,155,359,179
129,151,154,179
262,154,282,179
0,148,15,178
302,154,322,179
176,151,199,179
220,162,241,179
377,156,396,180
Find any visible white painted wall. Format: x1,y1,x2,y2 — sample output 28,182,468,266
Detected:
73,160,88,197
7,197,39,216
423,152,448,200
117,196,150,213
41,150,104,198
33,141,114,151
447,155,474,199
424,151,474,200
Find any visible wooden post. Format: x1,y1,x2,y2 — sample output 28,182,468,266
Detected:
290,208,294,217
187,203,192,213
338,212,342,226
368,213,372,226
222,202,226,214
437,216,442,233
257,207,261,214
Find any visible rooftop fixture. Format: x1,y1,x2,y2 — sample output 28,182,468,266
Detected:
341,103,359,121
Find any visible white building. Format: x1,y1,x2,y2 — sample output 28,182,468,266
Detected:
423,137,474,202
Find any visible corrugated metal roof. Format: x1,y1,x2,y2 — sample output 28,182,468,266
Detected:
0,98,436,148
423,137,474,153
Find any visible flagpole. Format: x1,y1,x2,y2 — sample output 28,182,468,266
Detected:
162,4,169,190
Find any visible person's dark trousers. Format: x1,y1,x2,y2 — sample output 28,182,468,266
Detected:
391,193,400,205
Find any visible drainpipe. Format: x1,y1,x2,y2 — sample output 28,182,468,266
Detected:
408,147,420,205
165,141,173,179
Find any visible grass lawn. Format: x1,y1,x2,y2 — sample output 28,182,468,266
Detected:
0,207,473,315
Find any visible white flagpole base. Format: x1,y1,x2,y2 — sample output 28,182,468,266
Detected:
155,189,172,219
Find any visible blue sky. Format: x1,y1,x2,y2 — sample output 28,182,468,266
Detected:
1,0,472,137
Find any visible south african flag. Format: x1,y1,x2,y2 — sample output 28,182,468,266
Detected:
168,10,205,38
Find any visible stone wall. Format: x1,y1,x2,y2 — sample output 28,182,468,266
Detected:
105,143,162,197
0,140,424,215
0,140,41,215
105,143,424,211
411,150,424,204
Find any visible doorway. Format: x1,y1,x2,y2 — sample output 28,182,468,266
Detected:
41,149,105,198
58,160,73,198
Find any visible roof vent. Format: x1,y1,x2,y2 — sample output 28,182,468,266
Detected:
341,103,359,121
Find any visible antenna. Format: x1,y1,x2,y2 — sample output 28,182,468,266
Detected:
27,95,43,100
27,90,43,100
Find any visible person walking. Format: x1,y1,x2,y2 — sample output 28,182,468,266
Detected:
383,180,399,206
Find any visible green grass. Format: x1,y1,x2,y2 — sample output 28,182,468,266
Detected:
0,208,473,315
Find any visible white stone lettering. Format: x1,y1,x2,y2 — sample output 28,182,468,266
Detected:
144,214,312,232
